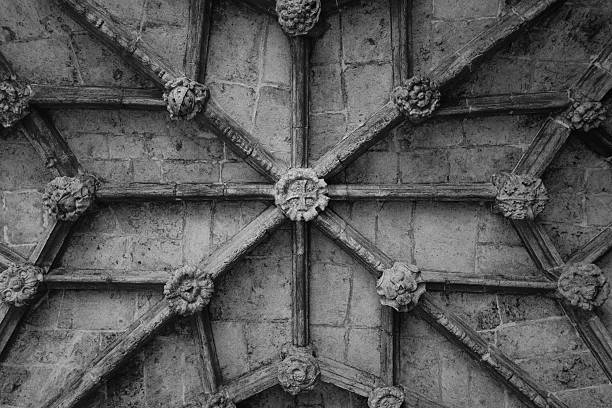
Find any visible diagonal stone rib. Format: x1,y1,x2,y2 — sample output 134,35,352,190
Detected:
38,206,285,408
313,0,563,179
512,220,612,382
59,0,287,182
59,0,181,85
417,295,569,408
314,211,568,408
572,36,612,101
512,117,572,177
19,110,83,177
567,222,612,264
429,0,563,88
0,243,27,268
313,209,394,278
223,363,279,402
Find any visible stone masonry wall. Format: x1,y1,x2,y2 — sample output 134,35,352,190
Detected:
1,0,611,408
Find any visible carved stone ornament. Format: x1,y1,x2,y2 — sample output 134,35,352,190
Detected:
275,168,329,222
392,76,440,121
376,262,426,312
42,175,97,222
0,72,33,128
163,77,209,120
164,265,214,316
276,0,321,36
556,263,610,311
566,100,607,132
367,386,405,408
492,173,548,220
277,344,320,395
0,262,44,307
202,391,236,408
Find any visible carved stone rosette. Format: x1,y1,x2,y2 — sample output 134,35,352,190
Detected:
492,173,548,220
277,344,320,395
367,386,405,408
275,0,321,36
556,263,610,310
392,76,440,121
376,262,425,312
0,262,44,307
163,77,209,120
164,265,214,316
275,168,329,222
0,72,33,128
42,175,97,222
566,100,607,132
202,391,236,408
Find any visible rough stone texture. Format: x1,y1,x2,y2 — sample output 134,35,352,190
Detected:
1,0,612,407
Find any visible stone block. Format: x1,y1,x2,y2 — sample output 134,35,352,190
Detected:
348,267,381,328
344,62,394,131
399,149,450,183
476,243,538,278
0,143,53,190
310,64,344,113
57,290,137,330
211,320,249,380
183,202,213,264
517,351,607,392
244,321,291,370
310,325,346,363
430,19,495,68
2,190,45,245
208,82,257,132
252,85,292,163
376,201,414,262
262,21,291,86
498,295,562,324
398,336,441,401
397,117,464,150
467,365,507,408
585,194,612,226
497,318,585,360
130,237,183,270
463,115,535,146
345,151,399,183
430,292,501,331
107,351,146,408
310,263,351,326
81,158,133,184
413,202,479,273
448,145,523,183
542,223,603,260
207,0,265,86
59,234,132,270
311,14,341,65
114,202,185,239
556,384,612,408
433,0,499,20
131,159,163,183
309,112,346,161
346,327,380,374
143,337,185,408
161,160,220,183
341,0,391,64
477,209,523,245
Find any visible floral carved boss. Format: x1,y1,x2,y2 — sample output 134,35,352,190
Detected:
2,1,611,408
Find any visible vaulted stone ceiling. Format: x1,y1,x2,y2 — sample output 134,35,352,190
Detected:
1,1,612,408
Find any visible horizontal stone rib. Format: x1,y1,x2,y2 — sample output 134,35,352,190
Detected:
97,183,275,201
59,0,181,86
421,270,558,294
436,92,570,117
327,183,497,201
40,299,174,408
30,85,165,109
313,209,394,277
20,110,82,177
417,295,569,408
567,222,612,264
512,117,572,177
223,363,279,402
430,0,563,88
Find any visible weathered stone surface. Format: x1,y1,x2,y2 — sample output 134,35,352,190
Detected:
275,0,321,36
556,263,610,310
277,344,320,395
493,173,549,220
164,264,214,316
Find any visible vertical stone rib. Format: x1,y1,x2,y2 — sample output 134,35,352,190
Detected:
290,36,311,347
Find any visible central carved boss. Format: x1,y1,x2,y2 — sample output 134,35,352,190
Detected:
274,168,329,221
